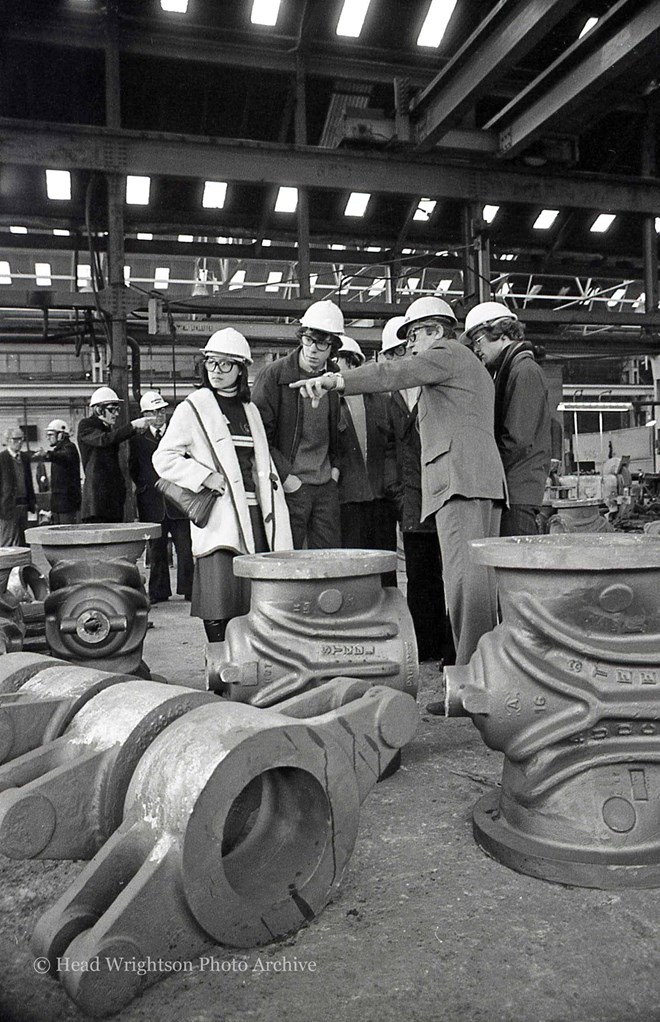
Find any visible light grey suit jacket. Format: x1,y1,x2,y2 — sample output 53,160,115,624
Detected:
340,339,507,520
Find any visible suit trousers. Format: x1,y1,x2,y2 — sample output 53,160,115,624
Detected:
148,517,194,601
0,508,28,546
285,479,341,550
434,496,501,667
402,530,454,663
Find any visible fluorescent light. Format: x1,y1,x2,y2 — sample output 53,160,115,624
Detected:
0,261,11,285
265,271,283,292
558,402,632,413
482,204,499,224
417,0,458,47
126,175,151,205
154,267,170,289
35,262,52,286
124,266,131,283
499,253,517,261
579,16,598,38
262,239,272,247
229,270,246,290
77,263,92,289
160,0,188,12
53,229,70,236
329,244,347,251
9,226,27,234
607,287,627,308
402,248,416,255
177,234,193,243
202,181,227,208
590,213,616,233
136,232,153,240
655,217,660,234
365,246,382,252
336,0,371,37
46,169,71,201
274,186,298,213
344,192,371,217
533,209,559,230
413,198,437,222
251,0,281,26
438,279,453,291
368,277,386,296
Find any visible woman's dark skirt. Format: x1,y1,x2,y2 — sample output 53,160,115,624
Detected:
190,505,268,620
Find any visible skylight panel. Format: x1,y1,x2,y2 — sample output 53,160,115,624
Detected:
417,0,458,48
438,279,453,291
274,187,298,213
309,273,318,292
229,270,246,290
368,277,386,296
533,209,559,230
202,181,227,209
265,271,283,292
607,287,627,307
77,264,92,289
344,192,371,217
407,277,420,291
53,229,70,236
482,204,499,224
579,17,598,38
9,226,27,234
136,233,153,241
178,234,193,243
35,262,52,286
365,246,382,253
251,0,281,26
126,176,151,205
154,267,170,289
160,0,188,12
329,244,347,251
413,198,437,222
46,170,71,200
336,0,371,38
655,217,660,234
262,239,272,247
0,261,11,284
124,266,131,283
590,213,616,233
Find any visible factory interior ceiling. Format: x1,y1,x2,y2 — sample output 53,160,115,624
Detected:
0,0,660,360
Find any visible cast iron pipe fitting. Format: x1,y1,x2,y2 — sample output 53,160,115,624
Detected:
548,498,613,534
206,549,418,705
0,547,31,653
444,534,660,889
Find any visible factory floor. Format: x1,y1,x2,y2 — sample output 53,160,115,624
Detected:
2,574,660,1022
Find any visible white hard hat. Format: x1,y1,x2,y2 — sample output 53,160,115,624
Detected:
337,335,365,364
396,296,457,339
460,302,518,344
381,316,407,353
201,328,253,365
46,419,69,434
140,390,169,413
300,300,344,336
90,386,122,407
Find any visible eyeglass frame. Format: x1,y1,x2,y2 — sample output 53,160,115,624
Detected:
300,331,334,353
382,343,407,360
100,403,121,413
405,320,445,344
204,357,240,373
7,434,24,442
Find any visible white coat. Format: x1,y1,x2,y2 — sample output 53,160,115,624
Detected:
152,388,292,558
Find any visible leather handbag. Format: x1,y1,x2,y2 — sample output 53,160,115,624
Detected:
154,478,218,528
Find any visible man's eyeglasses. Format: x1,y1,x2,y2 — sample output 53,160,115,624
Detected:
102,404,121,413
301,332,332,352
204,357,238,373
406,322,442,344
8,435,24,442
382,343,407,360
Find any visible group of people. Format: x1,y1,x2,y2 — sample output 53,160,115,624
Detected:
0,294,552,676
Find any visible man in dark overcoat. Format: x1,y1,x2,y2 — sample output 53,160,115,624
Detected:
0,427,36,545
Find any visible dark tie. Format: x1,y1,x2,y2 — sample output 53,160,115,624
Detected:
154,429,162,442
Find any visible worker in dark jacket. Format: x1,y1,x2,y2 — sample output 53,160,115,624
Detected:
252,300,343,550
34,419,81,525
0,427,36,545
461,302,551,537
78,387,151,523
129,390,193,603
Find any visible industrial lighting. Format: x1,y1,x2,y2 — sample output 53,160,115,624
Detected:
336,0,371,38
402,248,416,255
9,226,27,234
413,198,437,222
154,267,170,289
655,217,660,234
533,209,559,230
274,186,298,213
35,262,52,286
265,271,283,292
126,175,151,205
202,181,227,208
160,0,188,12
365,246,382,252
0,261,11,285
590,213,616,233
262,239,272,247
329,244,347,251
558,402,632,412
417,0,458,48
482,204,499,224
579,16,598,38
46,170,71,200
229,270,246,290
53,229,70,236
177,234,193,243
136,232,153,240
344,192,371,217
251,0,281,26
607,287,627,307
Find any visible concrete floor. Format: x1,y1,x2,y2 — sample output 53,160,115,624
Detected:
2,568,660,1022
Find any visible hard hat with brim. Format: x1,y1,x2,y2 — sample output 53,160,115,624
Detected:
200,328,253,365
396,296,457,339
458,301,518,345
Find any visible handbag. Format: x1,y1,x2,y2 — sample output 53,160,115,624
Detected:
154,477,218,528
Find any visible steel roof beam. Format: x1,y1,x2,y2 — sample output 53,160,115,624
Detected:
2,119,660,214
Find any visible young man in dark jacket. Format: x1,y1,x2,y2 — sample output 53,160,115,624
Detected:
35,419,81,525
0,428,36,545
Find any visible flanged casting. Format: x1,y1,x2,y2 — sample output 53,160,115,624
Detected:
26,524,161,675
0,547,31,653
547,498,613,534
32,678,418,1016
206,549,418,705
444,534,660,889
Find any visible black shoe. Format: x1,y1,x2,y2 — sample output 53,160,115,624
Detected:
425,700,446,716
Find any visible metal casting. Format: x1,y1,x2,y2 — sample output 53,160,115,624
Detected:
444,534,660,889
0,547,31,653
32,678,418,1016
7,562,49,650
206,549,418,705
26,524,160,675
547,498,613,534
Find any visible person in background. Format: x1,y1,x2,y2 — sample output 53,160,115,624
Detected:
251,300,343,550
153,329,292,643
335,334,399,588
0,427,36,545
129,390,194,604
461,302,551,537
33,419,81,525
78,387,151,523
381,318,455,664
290,295,506,672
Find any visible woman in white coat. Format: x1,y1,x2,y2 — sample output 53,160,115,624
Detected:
153,328,292,641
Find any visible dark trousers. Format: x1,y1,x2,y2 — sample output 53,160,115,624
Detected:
285,479,341,550
340,499,398,588
403,530,455,663
148,516,194,601
52,511,79,525
500,504,540,537
0,508,28,546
